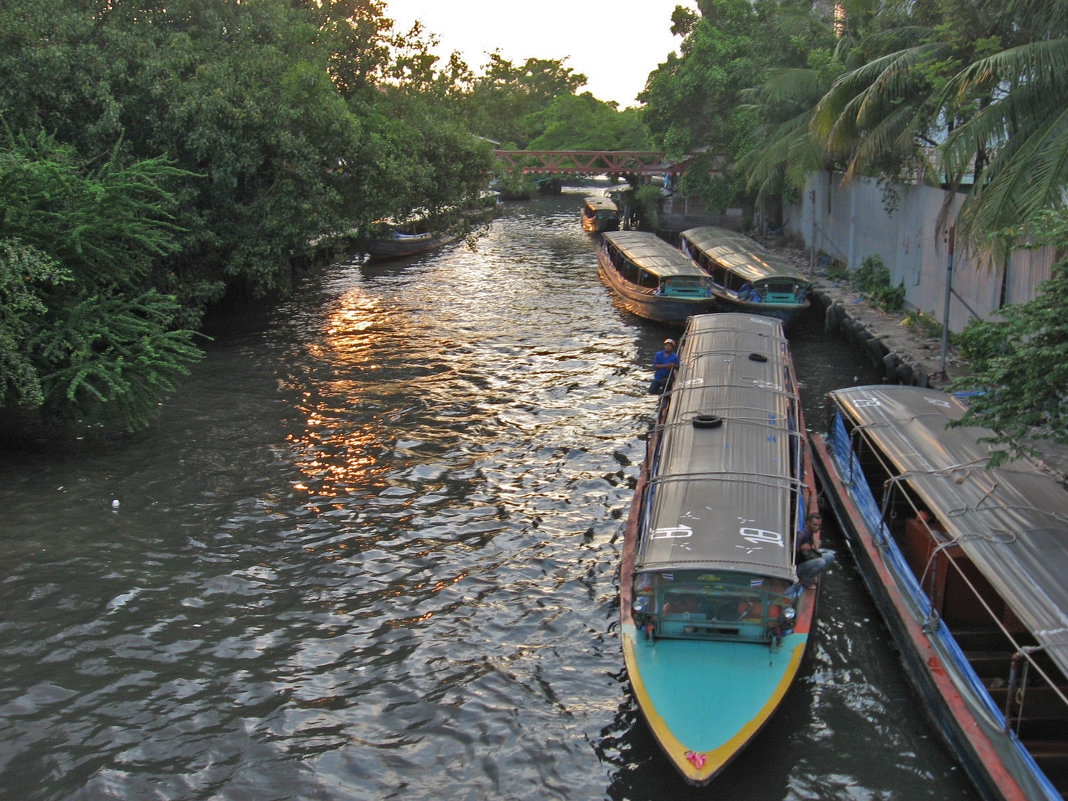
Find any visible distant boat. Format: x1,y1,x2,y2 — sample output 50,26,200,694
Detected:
365,192,499,260
580,196,620,233
597,231,717,326
621,313,821,785
810,385,1068,801
679,226,811,328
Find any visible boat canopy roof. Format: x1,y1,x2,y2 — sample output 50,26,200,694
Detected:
830,385,1068,679
584,196,618,211
680,226,809,285
603,231,710,280
638,314,802,582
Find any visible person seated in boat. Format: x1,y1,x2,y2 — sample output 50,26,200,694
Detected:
648,338,680,395
737,282,763,302
662,595,699,618
796,512,836,587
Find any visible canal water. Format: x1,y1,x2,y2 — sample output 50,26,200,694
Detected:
0,191,977,801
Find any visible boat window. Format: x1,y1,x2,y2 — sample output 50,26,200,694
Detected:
638,270,659,290
661,277,711,298
632,570,794,643
763,280,802,303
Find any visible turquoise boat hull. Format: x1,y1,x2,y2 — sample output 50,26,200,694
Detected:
621,616,810,783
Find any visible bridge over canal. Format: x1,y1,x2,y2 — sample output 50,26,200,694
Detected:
492,150,693,177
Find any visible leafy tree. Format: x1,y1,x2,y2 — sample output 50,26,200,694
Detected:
950,210,1068,463
0,241,69,409
736,1,856,211
462,53,588,147
526,94,652,151
641,0,833,215
0,0,494,305
0,130,202,429
642,0,759,162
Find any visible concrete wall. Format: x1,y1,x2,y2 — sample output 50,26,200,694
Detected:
787,173,1057,332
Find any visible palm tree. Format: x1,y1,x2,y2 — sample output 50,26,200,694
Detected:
807,0,1068,248
737,0,883,210
940,35,1068,244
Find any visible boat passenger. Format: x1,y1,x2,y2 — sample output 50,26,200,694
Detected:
649,338,680,395
662,595,699,617
795,512,835,587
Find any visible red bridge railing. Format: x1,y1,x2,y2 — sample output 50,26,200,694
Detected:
493,150,690,176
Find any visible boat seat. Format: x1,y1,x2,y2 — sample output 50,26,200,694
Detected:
951,627,1027,652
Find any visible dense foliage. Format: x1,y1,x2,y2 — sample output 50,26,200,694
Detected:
0,131,202,428
0,0,494,430
0,1,654,432
641,0,836,216
639,0,1068,449
952,212,1068,463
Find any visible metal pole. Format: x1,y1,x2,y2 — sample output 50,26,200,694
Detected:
809,190,817,272
938,226,955,377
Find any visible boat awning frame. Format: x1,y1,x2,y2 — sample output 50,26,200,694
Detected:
680,226,810,285
830,385,1068,681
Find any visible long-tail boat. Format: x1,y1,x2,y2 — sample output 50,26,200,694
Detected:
810,385,1068,801
620,313,821,784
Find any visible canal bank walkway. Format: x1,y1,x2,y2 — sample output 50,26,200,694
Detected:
773,241,968,391
770,239,1068,480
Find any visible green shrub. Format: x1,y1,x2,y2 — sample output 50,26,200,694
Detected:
851,255,905,312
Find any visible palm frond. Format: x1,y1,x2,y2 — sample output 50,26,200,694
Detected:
957,106,1068,242
948,38,1068,99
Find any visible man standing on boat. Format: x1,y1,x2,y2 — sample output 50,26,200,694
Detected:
649,338,680,394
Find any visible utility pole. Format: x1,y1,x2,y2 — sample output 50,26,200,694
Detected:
937,226,955,379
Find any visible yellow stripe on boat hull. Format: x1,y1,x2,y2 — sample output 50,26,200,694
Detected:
622,625,807,785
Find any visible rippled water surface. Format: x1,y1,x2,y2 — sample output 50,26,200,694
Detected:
0,192,978,801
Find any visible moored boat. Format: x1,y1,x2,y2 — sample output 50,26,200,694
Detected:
597,231,717,326
365,215,456,259
809,385,1068,801
679,226,811,328
581,195,620,233
366,192,499,260
620,313,821,785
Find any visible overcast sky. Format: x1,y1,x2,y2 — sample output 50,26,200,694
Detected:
384,0,696,107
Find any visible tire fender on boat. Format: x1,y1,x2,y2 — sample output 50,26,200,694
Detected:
692,414,723,429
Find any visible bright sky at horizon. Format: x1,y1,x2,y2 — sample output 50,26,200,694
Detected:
384,1,696,108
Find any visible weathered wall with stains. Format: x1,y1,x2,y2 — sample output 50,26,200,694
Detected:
787,173,1057,332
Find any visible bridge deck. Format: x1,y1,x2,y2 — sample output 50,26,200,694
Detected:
493,150,690,176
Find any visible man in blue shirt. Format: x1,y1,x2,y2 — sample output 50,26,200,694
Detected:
648,338,680,394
